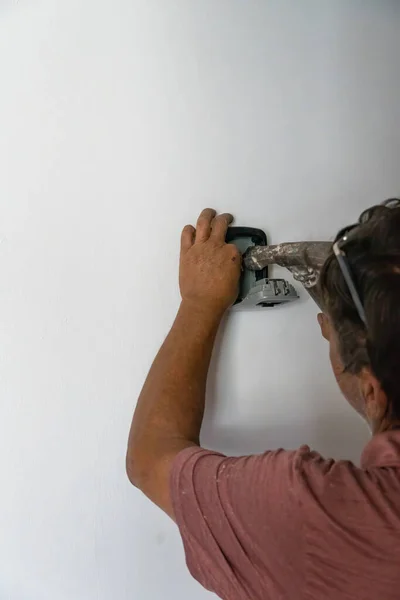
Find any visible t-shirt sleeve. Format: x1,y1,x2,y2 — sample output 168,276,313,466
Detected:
170,445,310,600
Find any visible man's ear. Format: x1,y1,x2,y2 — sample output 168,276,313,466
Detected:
317,313,331,341
359,367,388,424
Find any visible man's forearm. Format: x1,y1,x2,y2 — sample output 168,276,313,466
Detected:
127,300,223,487
126,209,240,515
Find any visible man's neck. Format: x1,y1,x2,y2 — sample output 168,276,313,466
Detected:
371,418,400,435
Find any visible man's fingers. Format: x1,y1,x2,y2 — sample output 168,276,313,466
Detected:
195,208,216,243
181,225,195,252
211,213,234,240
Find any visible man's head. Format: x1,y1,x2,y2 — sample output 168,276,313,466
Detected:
318,199,400,433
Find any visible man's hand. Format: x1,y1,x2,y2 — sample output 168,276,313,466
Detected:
180,209,241,315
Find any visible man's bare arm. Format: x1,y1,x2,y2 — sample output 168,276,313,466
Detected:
126,209,241,518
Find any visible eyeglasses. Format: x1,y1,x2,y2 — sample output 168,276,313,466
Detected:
332,198,400,327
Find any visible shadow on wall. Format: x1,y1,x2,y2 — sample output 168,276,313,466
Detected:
202,311,370,465
200,413,370,465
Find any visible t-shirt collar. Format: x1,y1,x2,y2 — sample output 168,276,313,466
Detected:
361,429,400,468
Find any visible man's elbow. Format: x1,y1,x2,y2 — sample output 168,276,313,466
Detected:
126,443,160,493
126,447,169,513
126,447,147,490
126,436,196,493
126,455,137,488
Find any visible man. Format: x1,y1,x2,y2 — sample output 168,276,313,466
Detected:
126,201,400,600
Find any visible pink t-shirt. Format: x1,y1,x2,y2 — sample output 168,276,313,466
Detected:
170,431,400,600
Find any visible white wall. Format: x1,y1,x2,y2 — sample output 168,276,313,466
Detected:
1,1,400,598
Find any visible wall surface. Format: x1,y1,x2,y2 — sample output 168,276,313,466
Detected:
1,1,400,598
